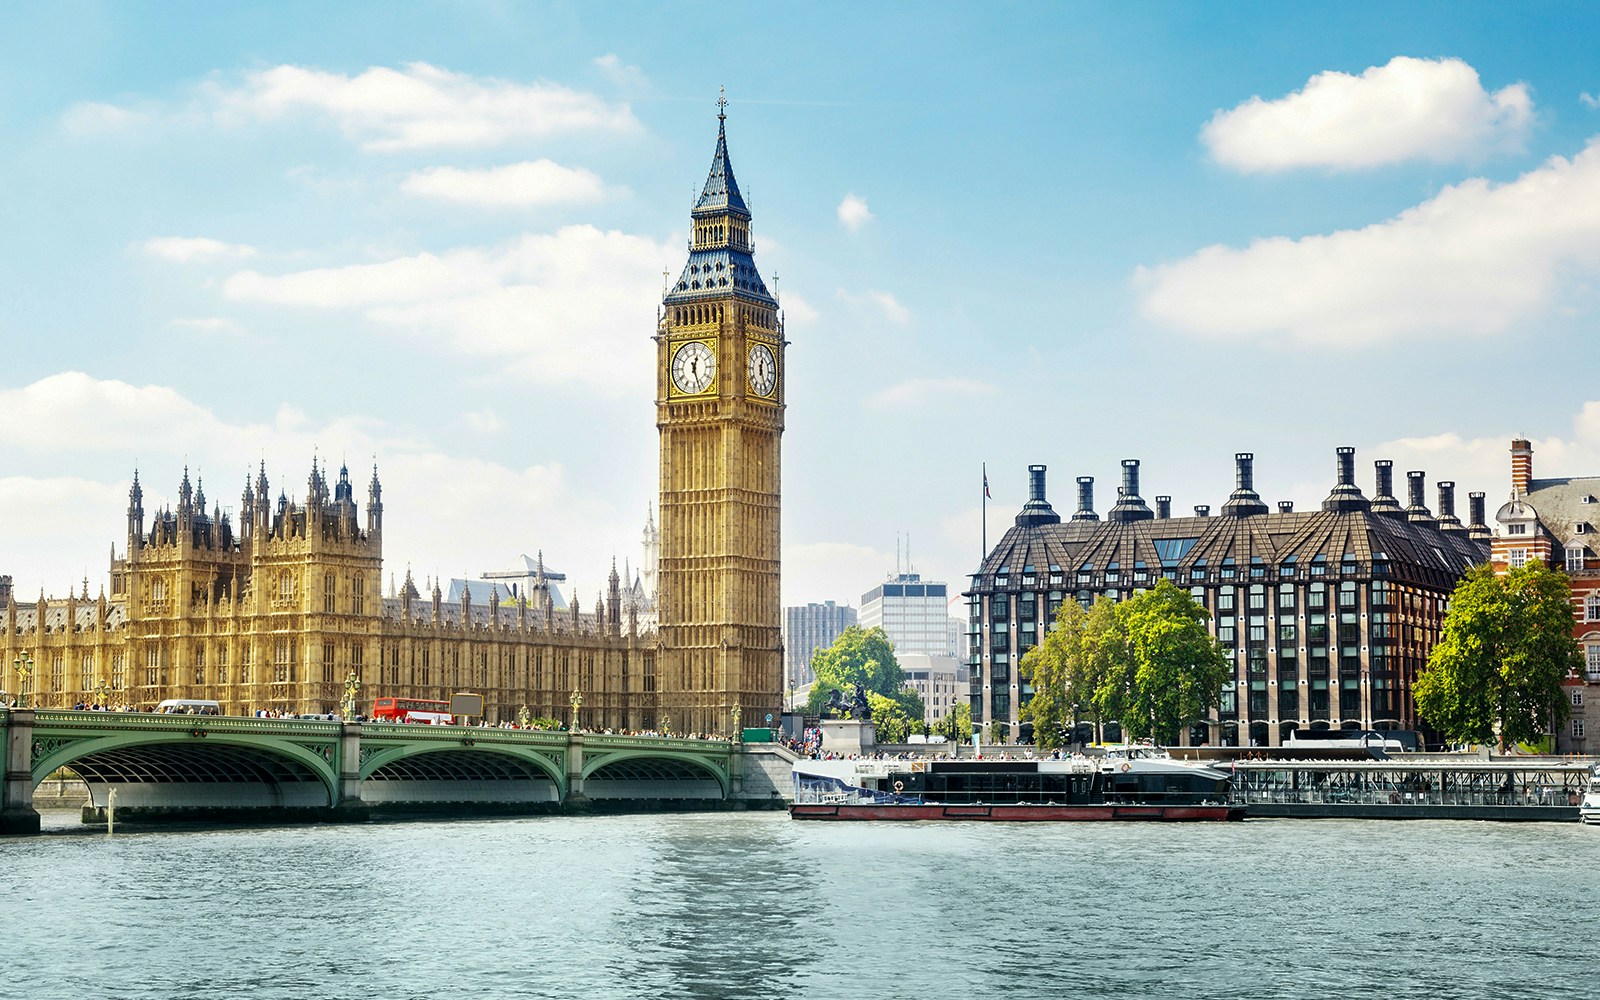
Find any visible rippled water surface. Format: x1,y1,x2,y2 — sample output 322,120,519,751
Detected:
3,810,1596,999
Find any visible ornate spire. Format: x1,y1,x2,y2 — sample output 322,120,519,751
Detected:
695,88,748,216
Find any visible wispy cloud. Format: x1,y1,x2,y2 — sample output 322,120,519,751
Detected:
837,193,874,231
400,160,617,207
223,225,676,395
65,62,639,152
1203,56,1532,172
1583,92,1600,110
141,236,257,263
1135,136,1600,346
837,288,911,326
170,317,249,338
593,54,647,91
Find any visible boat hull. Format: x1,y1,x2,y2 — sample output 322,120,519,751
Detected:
790,802,1245,822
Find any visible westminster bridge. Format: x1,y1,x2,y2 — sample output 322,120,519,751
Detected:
0,709,795,834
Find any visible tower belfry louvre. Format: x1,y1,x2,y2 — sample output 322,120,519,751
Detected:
657,96,786,734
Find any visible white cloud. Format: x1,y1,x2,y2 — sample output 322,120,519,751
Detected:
170,317,248,337
223,225,676,394
400,160,616,207
1135,135,1600,346
1583,92,1600,110
464,409,502,433
593,54,647,91
780,291,818,325
142,236,256,263
0,373,641,602
1372,404,1600,503
865,377,997,410
837,193,874,231
837,288,911,326
1203,56,1532,172
65,62,638,152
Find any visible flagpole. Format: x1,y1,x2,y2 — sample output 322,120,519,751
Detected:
981,462,988,568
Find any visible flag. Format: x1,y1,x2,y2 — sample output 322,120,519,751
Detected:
983,466,991,499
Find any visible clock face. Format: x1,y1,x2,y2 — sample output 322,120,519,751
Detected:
747,343,777,397
671,340,717,395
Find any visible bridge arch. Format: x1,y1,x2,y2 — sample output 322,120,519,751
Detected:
582,748,730,799
31,731,340,811
359,743,566,805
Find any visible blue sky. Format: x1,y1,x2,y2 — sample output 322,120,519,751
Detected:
5,2,1600,610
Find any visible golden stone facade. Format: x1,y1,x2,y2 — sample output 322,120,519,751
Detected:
655,105,786,735
1,110,785,734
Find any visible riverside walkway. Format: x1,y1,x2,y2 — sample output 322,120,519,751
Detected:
0,708,794,834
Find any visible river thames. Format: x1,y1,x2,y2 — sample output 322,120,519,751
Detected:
4,810,1595,999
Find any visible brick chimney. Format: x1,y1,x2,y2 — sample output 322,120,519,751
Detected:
1511,438,1533,497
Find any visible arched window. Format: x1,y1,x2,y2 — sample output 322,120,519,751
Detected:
279,571,295,600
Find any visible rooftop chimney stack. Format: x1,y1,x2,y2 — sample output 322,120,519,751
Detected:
1370,460,1402,514
1323,445,1370,512
1468,491,1492,541
1108,459,1154,523
1405,470,1437,529
1016,464,1062,527
1511,438,1533,497
1072,476,1099,521
1221,452,1269,517
1436,481,1464,532
1194,504,1211,517
1278,500,1294,513
1155,495,1171,519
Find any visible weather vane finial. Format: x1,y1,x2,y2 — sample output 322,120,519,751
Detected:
717,86,727,121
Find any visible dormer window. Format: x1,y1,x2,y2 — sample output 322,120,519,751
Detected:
1577,522,1590,535
1568,544,1586,574
1507,523,1528,535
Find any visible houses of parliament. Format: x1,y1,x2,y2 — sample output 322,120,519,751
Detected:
0,107,786,736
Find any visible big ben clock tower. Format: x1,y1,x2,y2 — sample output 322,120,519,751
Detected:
657,96,785,735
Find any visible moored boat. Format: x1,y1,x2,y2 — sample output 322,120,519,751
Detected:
790,746,1244,821
1581,768,1600,825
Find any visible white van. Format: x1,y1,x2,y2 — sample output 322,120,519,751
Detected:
155,699,222,716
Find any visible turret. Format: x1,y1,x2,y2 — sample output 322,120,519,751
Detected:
127,469,146,549
367,465,384,535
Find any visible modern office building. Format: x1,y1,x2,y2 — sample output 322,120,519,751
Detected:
783,601,856,689
966,450,1491,747
899,652,966,726
860,573,962,658
1490,438,1600,753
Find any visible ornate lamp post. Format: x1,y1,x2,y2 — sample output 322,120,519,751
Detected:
662,713,671,737
340,669,361,720
731,703,742,741
517,703,531,729
13,651,34,709
92,680,112,710
569,688,583,732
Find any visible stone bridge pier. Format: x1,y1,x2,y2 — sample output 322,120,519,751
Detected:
1,709,40,834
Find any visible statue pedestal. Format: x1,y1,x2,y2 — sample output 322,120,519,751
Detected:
821,718,876,756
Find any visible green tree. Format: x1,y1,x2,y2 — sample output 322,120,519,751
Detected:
804,626,922,721
866,690,924,743
939,701,973,744
1414,561,1578,750
1122,580,1230,744
1019,599,1088,750
1078,581,1227,746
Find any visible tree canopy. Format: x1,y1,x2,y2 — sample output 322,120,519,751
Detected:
804,625,921,724
1414,561,1578,749
1020,580,1228,747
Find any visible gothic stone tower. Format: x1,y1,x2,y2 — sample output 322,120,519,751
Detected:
657,101,785,735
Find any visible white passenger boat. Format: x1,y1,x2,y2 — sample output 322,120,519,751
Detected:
1581,769,1600,825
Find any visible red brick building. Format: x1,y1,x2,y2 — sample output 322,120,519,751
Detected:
1490,438,1599,752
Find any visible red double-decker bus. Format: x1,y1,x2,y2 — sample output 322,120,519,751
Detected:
371,697,453,724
